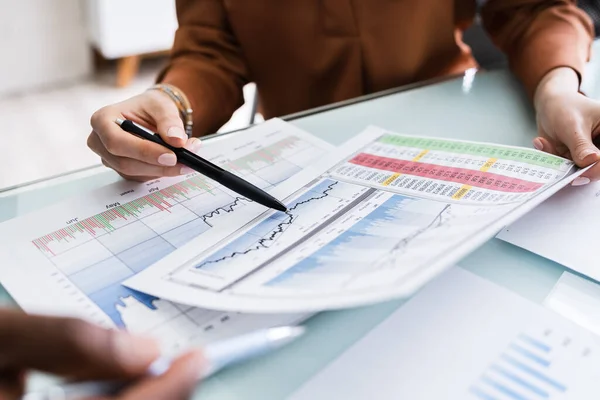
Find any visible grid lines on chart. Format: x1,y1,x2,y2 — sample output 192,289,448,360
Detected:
27,134,319,327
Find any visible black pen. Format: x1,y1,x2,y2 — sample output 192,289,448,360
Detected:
115,119,287,212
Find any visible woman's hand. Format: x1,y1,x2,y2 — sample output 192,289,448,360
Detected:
0,310,203,400
533,67,600,185
88,90,202,181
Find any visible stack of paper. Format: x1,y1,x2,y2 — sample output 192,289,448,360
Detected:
126,125,581,312
0,119,584,352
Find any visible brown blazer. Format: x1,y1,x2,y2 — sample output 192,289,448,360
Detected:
159,0,594,137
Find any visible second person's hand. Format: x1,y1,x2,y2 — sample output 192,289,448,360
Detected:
88,90,202,182
533,67,600,184
0,310,203,400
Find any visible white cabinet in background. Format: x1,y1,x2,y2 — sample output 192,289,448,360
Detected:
85,0,177,86
86,0,177,59
0,0,92,96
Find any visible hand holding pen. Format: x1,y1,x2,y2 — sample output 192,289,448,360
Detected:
0,310,303,400
0,310,200,400
88,91,201,182
114,118,286,211
88,91,286,211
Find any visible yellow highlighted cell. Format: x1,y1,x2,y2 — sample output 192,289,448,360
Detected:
412,149,429,162
480,158,497,172
383,149,429,186
383,173,401,186
452,185,472,200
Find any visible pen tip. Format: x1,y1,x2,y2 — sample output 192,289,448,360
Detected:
268,326,306,341
114,118,125,126
275,202,287,212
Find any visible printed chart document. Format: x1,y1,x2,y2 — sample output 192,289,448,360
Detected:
127,127,582,313
498,181,600,282
0,119,330,353
289,267,600,400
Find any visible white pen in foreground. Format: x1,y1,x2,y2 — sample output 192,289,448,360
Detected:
23,326,305,400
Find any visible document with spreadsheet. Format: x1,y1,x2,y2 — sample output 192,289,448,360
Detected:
126,126,584,313
289,268,600,400
0,119,329,354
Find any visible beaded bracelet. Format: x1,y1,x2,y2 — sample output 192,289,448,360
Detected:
148,83,194,137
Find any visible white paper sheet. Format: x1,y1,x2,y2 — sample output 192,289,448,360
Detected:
544,271,600,337
290,268,600,400
0,119,329,353
127,127,582,313
497,178,600,282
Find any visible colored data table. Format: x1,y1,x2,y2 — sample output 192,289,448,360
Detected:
2,40,600,399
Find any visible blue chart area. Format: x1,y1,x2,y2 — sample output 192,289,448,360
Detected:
66,219,202,326
189,178,453,293
59,197,251,326
195,179,340,271
470,333,567,400
266,194,449,288
90,286,158,327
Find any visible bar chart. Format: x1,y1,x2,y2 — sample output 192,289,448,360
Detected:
287,268,600,400
467,319,600,400
470,332,567,399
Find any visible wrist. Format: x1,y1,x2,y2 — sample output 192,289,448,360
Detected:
534,67,580,110
148,84,193,137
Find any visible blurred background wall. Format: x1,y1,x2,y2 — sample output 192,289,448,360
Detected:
0,0,177,95
0,0,92,96
0,0,597,190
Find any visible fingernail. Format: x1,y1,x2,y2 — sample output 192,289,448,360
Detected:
180,166,195,175
113,333,160,372
185,138,202,154
158,153,177,166
572,177,591,186
167,127,187,140
533,139,544,151
579,148,599,160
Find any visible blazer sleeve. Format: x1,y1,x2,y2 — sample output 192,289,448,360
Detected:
158,0,249,136
481,0,594,98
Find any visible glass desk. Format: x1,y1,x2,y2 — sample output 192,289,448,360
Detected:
2,45,600,398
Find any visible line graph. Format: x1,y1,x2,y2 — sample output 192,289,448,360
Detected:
170,175,468,296
170,178,504,298
264,194,452,289
196,181,340,269
170,179,372,291
23,125,329,335
382,203,450,258
197,196,247,227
